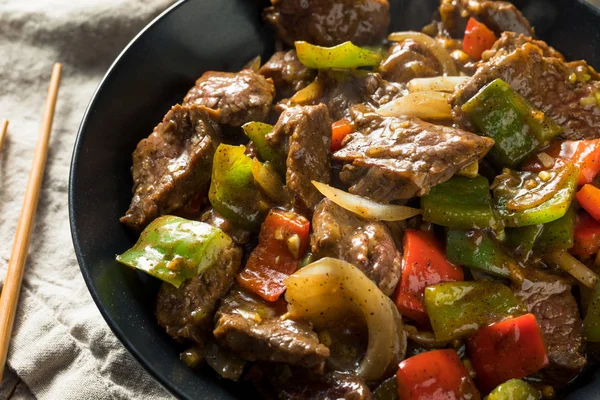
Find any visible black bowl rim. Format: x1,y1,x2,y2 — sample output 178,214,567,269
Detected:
68,0,600,399
68,0,187,398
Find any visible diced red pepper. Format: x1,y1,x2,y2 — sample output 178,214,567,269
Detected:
463,17,497,60
467,313,549,392
577,184,600,222
572,211,600,258
331,119,353,152
396,349,480,400
522,139,600,185
237,209,310,301
395,230,464,326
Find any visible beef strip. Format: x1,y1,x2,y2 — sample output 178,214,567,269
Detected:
267,104,332,212
121,104,221,230
452,41,600,140
326,72,402,121
311,198,403,296
438,0,533,38
259,50,316,100
334,106,494,202
513,269,587,387
481,31,563,62
213,286,330,369
200,207,251,246
379,40,443,84
183,69,275,127
263,0,390,47
156,244,242,344
263,369,372,400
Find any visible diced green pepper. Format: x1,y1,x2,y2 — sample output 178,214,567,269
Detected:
584,281,600,342
421,175,502,231
116,216,232,287
424,281,527,341
461,79,561,168
535,204,576,251
504,225,544,262
487,379,541,400
295,41,383,69
209,144,269,230
242,122,285,171
493,165,578,227
446,230,512,278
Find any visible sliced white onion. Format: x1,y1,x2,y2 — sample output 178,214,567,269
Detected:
376,91,452,119
545,249,598,289
388,31,458,76
408,76,469,93
285,258,406,381
312,181,421,221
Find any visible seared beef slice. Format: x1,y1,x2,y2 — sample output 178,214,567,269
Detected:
453,40,600,140
121,104,221,230
156,244,242,344
183,69,275,126
311,198,402,296
259,50,316,100
213,286,330,369
267,104,332,211
334,107,494,202
264,0,390,47
514,269,586,386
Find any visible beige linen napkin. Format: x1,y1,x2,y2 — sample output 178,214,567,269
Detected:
0,0,176,398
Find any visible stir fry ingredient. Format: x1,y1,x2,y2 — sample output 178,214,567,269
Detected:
116,0,600,396
285,258,406,381
396,349,480,400
467,313,549,391
424,281,527,341
116,216,233,287
395,230,463,326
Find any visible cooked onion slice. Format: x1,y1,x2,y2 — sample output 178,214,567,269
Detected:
545,249,598,289
388,31,458,76
408,76,469,93
312,181,421,221
285,258,406,381
376,91,452,119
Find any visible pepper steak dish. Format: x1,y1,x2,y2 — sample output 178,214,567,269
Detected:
116,0,600,398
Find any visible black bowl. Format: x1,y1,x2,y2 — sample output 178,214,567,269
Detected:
69,0,600,398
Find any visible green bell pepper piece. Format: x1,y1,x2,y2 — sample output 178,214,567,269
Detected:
493,166,578,227
504,225,544,262
461,79,561,168
584,281,600,342
421,175,503,231
116,216,233,288
446,230,512,278
295,41,383,69
242,122,285,171
487,379,541,400
209,144,269,230
535,204,576,251
424,281,527,341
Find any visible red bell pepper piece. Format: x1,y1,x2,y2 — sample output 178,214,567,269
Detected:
237,209,310,301
331,119,353,152
572,211,600,258
395,230,464,326
522,139,600,185
396,349,480,400
463,17,497,60
577,184,600,222
467,313,549,392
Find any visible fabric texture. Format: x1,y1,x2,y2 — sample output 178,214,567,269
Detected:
0,1,176,398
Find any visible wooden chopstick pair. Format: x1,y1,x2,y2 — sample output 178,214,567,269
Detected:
0,63,62,382
0,120,8,154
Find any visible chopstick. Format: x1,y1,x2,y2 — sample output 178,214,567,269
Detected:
0,63,62,382
0,120,8,154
